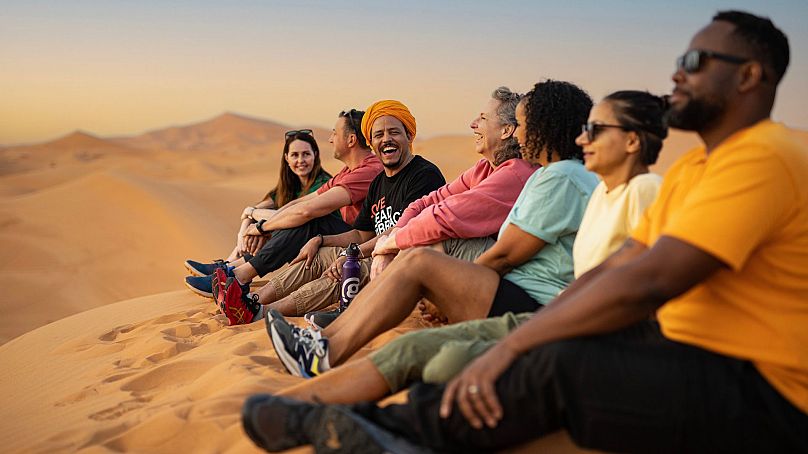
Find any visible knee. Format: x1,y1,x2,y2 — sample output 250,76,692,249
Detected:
526,338,585,378
399,247,439,268
422,343,476,385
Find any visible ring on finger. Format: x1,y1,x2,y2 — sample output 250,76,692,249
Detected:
467,384,479,395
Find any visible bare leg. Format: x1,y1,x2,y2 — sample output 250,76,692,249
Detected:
228,256,247,267
225,245,241,263
278,357,391,404
233,261,259,284
325,248,499,365
252,247,347,316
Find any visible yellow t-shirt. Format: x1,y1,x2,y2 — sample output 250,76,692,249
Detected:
573,173,662,277
632,120,808,414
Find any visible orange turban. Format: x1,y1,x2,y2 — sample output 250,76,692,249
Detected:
360,100,417,146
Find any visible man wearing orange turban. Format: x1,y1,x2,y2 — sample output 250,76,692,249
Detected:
360,99,417,146
360,100,417,171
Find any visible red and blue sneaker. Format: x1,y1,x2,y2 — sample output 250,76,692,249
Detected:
212,267,261,325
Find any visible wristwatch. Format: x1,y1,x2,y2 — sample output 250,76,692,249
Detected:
255,219,267,234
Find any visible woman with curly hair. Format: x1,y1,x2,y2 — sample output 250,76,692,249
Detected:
265,80,599,389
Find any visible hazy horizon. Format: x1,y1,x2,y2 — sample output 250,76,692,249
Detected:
2,0,807,145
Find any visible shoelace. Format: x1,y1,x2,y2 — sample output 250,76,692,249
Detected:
293,330,325,358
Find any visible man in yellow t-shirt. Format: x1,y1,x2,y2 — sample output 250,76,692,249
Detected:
239,11,807,454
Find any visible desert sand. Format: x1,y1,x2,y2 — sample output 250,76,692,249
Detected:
4,112,775,452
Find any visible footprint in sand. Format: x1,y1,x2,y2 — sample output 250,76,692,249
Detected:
88,396,153,421
98,323,136,342
121,359,217,393
54,386,101,406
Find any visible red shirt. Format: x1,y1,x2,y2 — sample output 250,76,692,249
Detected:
316,154,383,224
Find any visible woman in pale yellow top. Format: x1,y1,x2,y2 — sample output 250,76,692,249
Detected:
572,91,668,277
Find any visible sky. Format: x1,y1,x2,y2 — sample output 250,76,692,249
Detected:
1,0,806,145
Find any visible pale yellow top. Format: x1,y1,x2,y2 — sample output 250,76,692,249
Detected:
632,120,808,414
573,173,662,277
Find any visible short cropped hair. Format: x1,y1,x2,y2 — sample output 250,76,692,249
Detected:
713,10,790,84
339,109,369,149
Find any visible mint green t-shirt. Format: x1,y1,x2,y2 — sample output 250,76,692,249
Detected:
500,160,599,305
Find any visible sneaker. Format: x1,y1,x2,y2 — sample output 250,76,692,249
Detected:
241,393,430,454
185,274,215,298
304,308,342,330
241,394,320,452
268,312,330,378
265,309,321,339
214,267,261,325
185,259,228,277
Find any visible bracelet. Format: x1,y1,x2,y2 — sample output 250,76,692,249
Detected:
255,219,267,234
315,234,324,247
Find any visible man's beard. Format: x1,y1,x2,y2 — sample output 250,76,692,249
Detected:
667,94,726,132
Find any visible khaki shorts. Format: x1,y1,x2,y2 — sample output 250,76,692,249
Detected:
265,237,496,316
440,236,496,262
264,247,371,315
369,312,533,392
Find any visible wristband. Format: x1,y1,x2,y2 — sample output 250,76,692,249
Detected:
315,234,324,247
255,219,267,234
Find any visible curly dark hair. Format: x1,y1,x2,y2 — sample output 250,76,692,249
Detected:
603,90,669,165
522,80,592,163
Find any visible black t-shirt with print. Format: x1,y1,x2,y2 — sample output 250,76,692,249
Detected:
353,155,446,235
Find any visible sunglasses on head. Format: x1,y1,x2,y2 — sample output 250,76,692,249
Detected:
341,109,359,134
676,49,749,74
581,122,632,143
285,129,313,139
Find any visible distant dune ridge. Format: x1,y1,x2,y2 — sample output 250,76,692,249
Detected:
1,112,804,452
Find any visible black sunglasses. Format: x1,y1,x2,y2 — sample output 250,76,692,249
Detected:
340,109,359,134
676,49,749,74
285,129,313,139
581,122,632,143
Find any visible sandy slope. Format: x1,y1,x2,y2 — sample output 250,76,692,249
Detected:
0,290,590,453
0,290,414,453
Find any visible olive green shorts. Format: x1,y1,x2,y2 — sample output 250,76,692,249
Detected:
369,312,533,392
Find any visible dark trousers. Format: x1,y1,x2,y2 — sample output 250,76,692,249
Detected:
248,214,352,277
353,321,808,453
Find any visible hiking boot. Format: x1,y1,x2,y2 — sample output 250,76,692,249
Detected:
242,393,429,454
304,308,342,330
185,259,228,277
268,312,330,378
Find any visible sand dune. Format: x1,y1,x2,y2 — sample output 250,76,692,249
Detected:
113,112,332,154
0,291,423,453
0,291,586,453
0,161,258,343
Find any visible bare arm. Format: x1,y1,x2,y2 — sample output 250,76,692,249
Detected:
474,224,546,276
440,236,727,428
259,186,351,232
502,237,725,354
322,229,375,252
